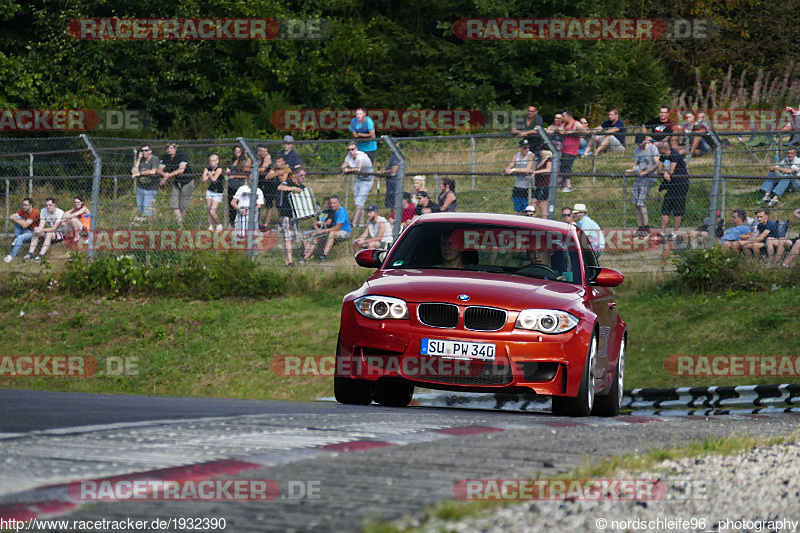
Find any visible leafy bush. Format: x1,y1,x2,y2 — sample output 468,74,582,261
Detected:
671,247,786,293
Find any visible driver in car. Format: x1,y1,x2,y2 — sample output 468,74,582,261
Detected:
521,247,566,280
438,232,464,269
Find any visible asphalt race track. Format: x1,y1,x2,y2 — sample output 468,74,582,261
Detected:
1,388,798,532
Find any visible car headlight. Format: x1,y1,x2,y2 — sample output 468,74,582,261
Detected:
354,296,409,320
515,309,579,333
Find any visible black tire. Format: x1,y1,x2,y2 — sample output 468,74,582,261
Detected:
373,378,414,407
592,336,625,417
552,332,597,417
334,376,374,405
333,331,373,405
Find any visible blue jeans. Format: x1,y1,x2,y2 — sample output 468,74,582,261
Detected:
761,172,800,198
353,178,374,207
137,187,158,216
10,225,33,257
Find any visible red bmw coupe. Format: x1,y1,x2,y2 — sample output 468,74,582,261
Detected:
335,212,627,417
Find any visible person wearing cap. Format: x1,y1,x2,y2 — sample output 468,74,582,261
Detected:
626,134,659,236
524,205,537,217
503,139,535,215
277,135,302,171
353,205,393,253
572,203,605,254
531,149,553,217
349,107,377,163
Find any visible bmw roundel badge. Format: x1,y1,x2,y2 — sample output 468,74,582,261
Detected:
458,294,470,301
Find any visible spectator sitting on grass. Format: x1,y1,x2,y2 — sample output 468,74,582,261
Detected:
24,197,64,263
389,192,415,230
742,208,779,260
59,195,91,250
584,109,626,157
771,207,800,265
720,209,751,252
411,191,439,223
4,198,40,263
301,197,334,262
759,148,800,207
410,175,427,206
353,205,393,253
319,195,352,262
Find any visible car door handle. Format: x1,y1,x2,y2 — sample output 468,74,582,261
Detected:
608,302,616,309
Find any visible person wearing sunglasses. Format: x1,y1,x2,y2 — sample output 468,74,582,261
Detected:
341,142,374,228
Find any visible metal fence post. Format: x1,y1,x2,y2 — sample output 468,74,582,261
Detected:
80,134,102,259
537,126,559,220
383,135,406,240
28,153,33,198
4,180,9,235
470,136,476,190
706,129,725,248
238,137,259,260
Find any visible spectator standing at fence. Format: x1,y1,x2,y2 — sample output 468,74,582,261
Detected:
226,146,249,228
720,209,752,252
626,134,660,235
349,107,377,163
24,198,63,262
584,109,627,157
578,117,590,154
59,195,91,250
131,144,161,225
353,205,393,253
531,149,553,217
643,106,677,146
656,141,690,240
277,136,301,171
759,148,800,207
253,145,274,228
342,142,374,228
503,139,535,215
554,110,586,193
202,154,224,231
572,203,605,254
3,198,39,263
438,178,457,212
230,179,265,237
511,106,544,147
382,144,401,209
320,195,352,262
276,167,305,267
158,143,193,227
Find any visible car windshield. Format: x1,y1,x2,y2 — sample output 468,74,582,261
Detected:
385,222,582,284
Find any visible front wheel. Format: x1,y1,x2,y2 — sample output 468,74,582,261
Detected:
592,336,625,417
333,330,373,405
552,332,597,417
373,378,414,407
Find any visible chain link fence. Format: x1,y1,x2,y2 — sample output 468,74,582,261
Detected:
1,129,798,271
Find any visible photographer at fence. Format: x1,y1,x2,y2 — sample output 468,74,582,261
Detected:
3,198,39,263
202,154,224,231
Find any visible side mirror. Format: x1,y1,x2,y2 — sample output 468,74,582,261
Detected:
590,267,624,287
354,249,386,268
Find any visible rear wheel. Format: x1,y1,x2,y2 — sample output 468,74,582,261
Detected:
373,378,414,407
592,337,625,417
552,332,597,417
333,331,374,405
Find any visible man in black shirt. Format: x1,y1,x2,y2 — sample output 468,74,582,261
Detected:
643,106,677,146
159,143,193,226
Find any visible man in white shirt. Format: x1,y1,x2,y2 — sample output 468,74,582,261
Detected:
353,205,393,253
25,197,64,262
342,142,374,228
760,148,800,207
231,183,265,237
573,203,606,255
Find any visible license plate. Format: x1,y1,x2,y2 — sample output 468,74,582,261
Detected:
420,339,496,361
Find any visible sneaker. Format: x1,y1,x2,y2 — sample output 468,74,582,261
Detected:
768,197,780,207
318,255,327,263
582,151,593,158
561,187,573,193
298,257,308,264
33,255,42,263
666,232,677,241
760,195,771,204
22,253,33,261
285,262,295,268
3,255,12,263
208,225,214,231
216,224,223,232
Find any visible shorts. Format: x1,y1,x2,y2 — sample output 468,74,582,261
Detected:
559,153,577,178
631,176,656,206
533,187,550,201
170,180,195,212
205,190,223,202
261,179,279,208
605,135,625,152
353,178,374,207
661,178,689,217
335,230,351,240
512,186,529,212
280,216,296,242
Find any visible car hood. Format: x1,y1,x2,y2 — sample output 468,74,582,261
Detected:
366,269,585,311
